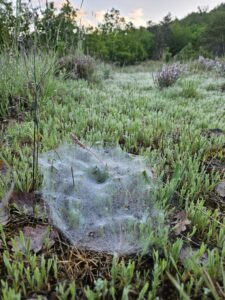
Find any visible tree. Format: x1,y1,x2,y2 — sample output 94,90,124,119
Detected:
203,11,225,56
98,8,126,34
84,29,109,60
36,0,78,52
55,0,78,50
168,21,204,56
36,1,57,47
0,0,14,49
148,13,173,59
114,28,155,64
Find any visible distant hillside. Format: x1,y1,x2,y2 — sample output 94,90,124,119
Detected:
147,2,225,59
180,2,225,25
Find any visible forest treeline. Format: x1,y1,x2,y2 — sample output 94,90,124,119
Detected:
0,0,225,64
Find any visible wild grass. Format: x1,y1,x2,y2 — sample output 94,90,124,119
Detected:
180,80,200,99
0,52,57,119
0,52,225,299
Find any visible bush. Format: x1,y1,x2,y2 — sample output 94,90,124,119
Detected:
58,53,97,82
198,56,225,76
219,62,225,77
153,63,184,89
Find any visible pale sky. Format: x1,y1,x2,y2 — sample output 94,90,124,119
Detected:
78,0,223,25
30,0,224,26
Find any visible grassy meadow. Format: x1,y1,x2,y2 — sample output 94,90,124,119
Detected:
0,52,225,299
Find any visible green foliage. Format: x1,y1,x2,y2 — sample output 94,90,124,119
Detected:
56,282,76,300
0,0,14,49
176,43,197,60
168,22,205,56
106,28,154,65
1,281,21,300
36,0,78,52
98,7,126,34
85,22,154,65
203,10,225,56
168,22,194,55
176,43,212,61
1,232,58,297
148,4,225,59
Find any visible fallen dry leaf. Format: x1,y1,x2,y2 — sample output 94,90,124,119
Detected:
206,159,225,174
0,204,10,226
173,210,191,235
27,296,48,300
215,181,225,198
203,128,225,138
10,192,35,215
179,246,208,264
0,159,7,175
13,225,58,253
10,192,47,218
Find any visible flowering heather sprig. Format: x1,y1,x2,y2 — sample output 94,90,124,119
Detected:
198,56,215,70
198,56,225,76
154,63,184,89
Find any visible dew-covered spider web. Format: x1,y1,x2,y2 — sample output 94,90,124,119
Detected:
39,144,164,254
